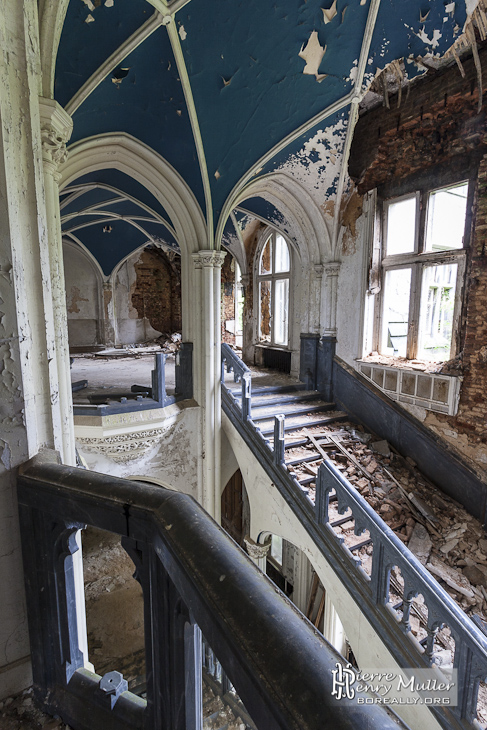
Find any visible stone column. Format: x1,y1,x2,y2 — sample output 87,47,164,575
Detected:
39,97,75,466
244,536,271,571
322,262,341,337
191,251,226,522
39,99,91,669
311,264,324,334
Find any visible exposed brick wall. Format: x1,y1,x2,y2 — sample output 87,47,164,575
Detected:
351,46,487,477
221,252,236,345
131,248,181,335
241,221,266,362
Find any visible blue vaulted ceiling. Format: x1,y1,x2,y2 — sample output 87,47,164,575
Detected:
55,0,471,269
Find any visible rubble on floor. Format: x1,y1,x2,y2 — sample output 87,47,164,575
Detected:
202,683,248,730
360,352,464,375
286,421,487,624
0,689,72,730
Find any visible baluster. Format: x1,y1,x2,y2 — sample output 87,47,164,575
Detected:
242,371,251,421
401,592,413,634
273,414,285,465
221,668,232,695
152,352,166,405
315,463,333,525
425,622,441,665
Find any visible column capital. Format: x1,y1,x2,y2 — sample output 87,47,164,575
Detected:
244,535,271,560
312,264,324,279
39,97,73,179
323,261,341,277
191,250,226,269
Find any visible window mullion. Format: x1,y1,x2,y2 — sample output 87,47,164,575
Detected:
407,264,422,359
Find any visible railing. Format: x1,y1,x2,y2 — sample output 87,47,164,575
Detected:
17,452,404,730
72,343,193,417
221,345,487,730
202,638,256,730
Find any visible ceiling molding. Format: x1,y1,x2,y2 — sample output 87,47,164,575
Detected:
331,0,382,255
165,18,213,245
38,0,70,98
65,11,165,116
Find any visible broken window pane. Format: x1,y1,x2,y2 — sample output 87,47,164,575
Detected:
274,278,289,346
418,263,457,361
259,280,271,343
381,268,411,357
260,238,272,275
425,182,468,252
386,196,416,255
275,234,290,273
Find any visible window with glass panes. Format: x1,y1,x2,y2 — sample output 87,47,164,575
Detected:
257,233,290,347
379,181,469,362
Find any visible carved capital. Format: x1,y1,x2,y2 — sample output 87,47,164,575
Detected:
323,261,341,278
39,98,73,179
313,264,324,279
244,535,271,560
192,250,227,269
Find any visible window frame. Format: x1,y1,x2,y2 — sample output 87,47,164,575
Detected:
374,181,470,362
255,230,292,349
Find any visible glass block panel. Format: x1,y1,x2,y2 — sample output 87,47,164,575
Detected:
260,238,272,275
372,368,384,388
384,370,398,391
425,182,468,252
417,375,432,399
274,235,290,273
361,365,372,379
386,196,416,255
274,278,289,346
418,263,457,362
259,280,271,343
432,378,449,404
401,373,416,395
381,268,412,358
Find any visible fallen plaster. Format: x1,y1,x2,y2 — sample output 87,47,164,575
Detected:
85,14,95,23
81,0,95,10
178,24,187,40
299,31,328,82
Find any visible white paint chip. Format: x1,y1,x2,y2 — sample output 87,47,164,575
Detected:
85,13,95,23
445,1,455,11
299,31,326,80
214,170,221,179
360,0,367,4
81,0,95,10
322,0,337,23
178,24,187,40
105,0,114,6
419,9,430,21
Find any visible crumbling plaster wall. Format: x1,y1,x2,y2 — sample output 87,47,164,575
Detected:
349,45,487,479
114,247,182,345
221,251,236,345
64,242,101,348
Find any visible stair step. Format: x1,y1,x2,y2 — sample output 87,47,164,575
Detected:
228,383,306,396
258,412,348,436
235,390,320,407
251,401,335,420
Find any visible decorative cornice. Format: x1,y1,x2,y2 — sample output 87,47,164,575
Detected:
39,97,73,180
191,250,227,269
244,535,271,560
77,427,165,463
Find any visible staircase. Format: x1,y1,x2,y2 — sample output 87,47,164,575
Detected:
221,343,487,730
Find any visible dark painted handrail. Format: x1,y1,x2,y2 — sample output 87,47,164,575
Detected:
17,452,405,730
221,343,252,421
221,345,487,730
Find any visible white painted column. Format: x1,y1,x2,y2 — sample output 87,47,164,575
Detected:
311,264,324,334
191,251,225,521
322,262,341,337
292,547,313,615
244,536,271,572
101,279,117,346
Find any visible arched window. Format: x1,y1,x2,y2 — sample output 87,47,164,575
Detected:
257,233,290,347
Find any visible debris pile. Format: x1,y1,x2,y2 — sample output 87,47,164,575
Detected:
0,688,72,729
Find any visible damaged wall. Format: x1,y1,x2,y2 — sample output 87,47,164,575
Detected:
221,251,236,345
350,44,487,479
115,247,182,345
63,242,101,348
